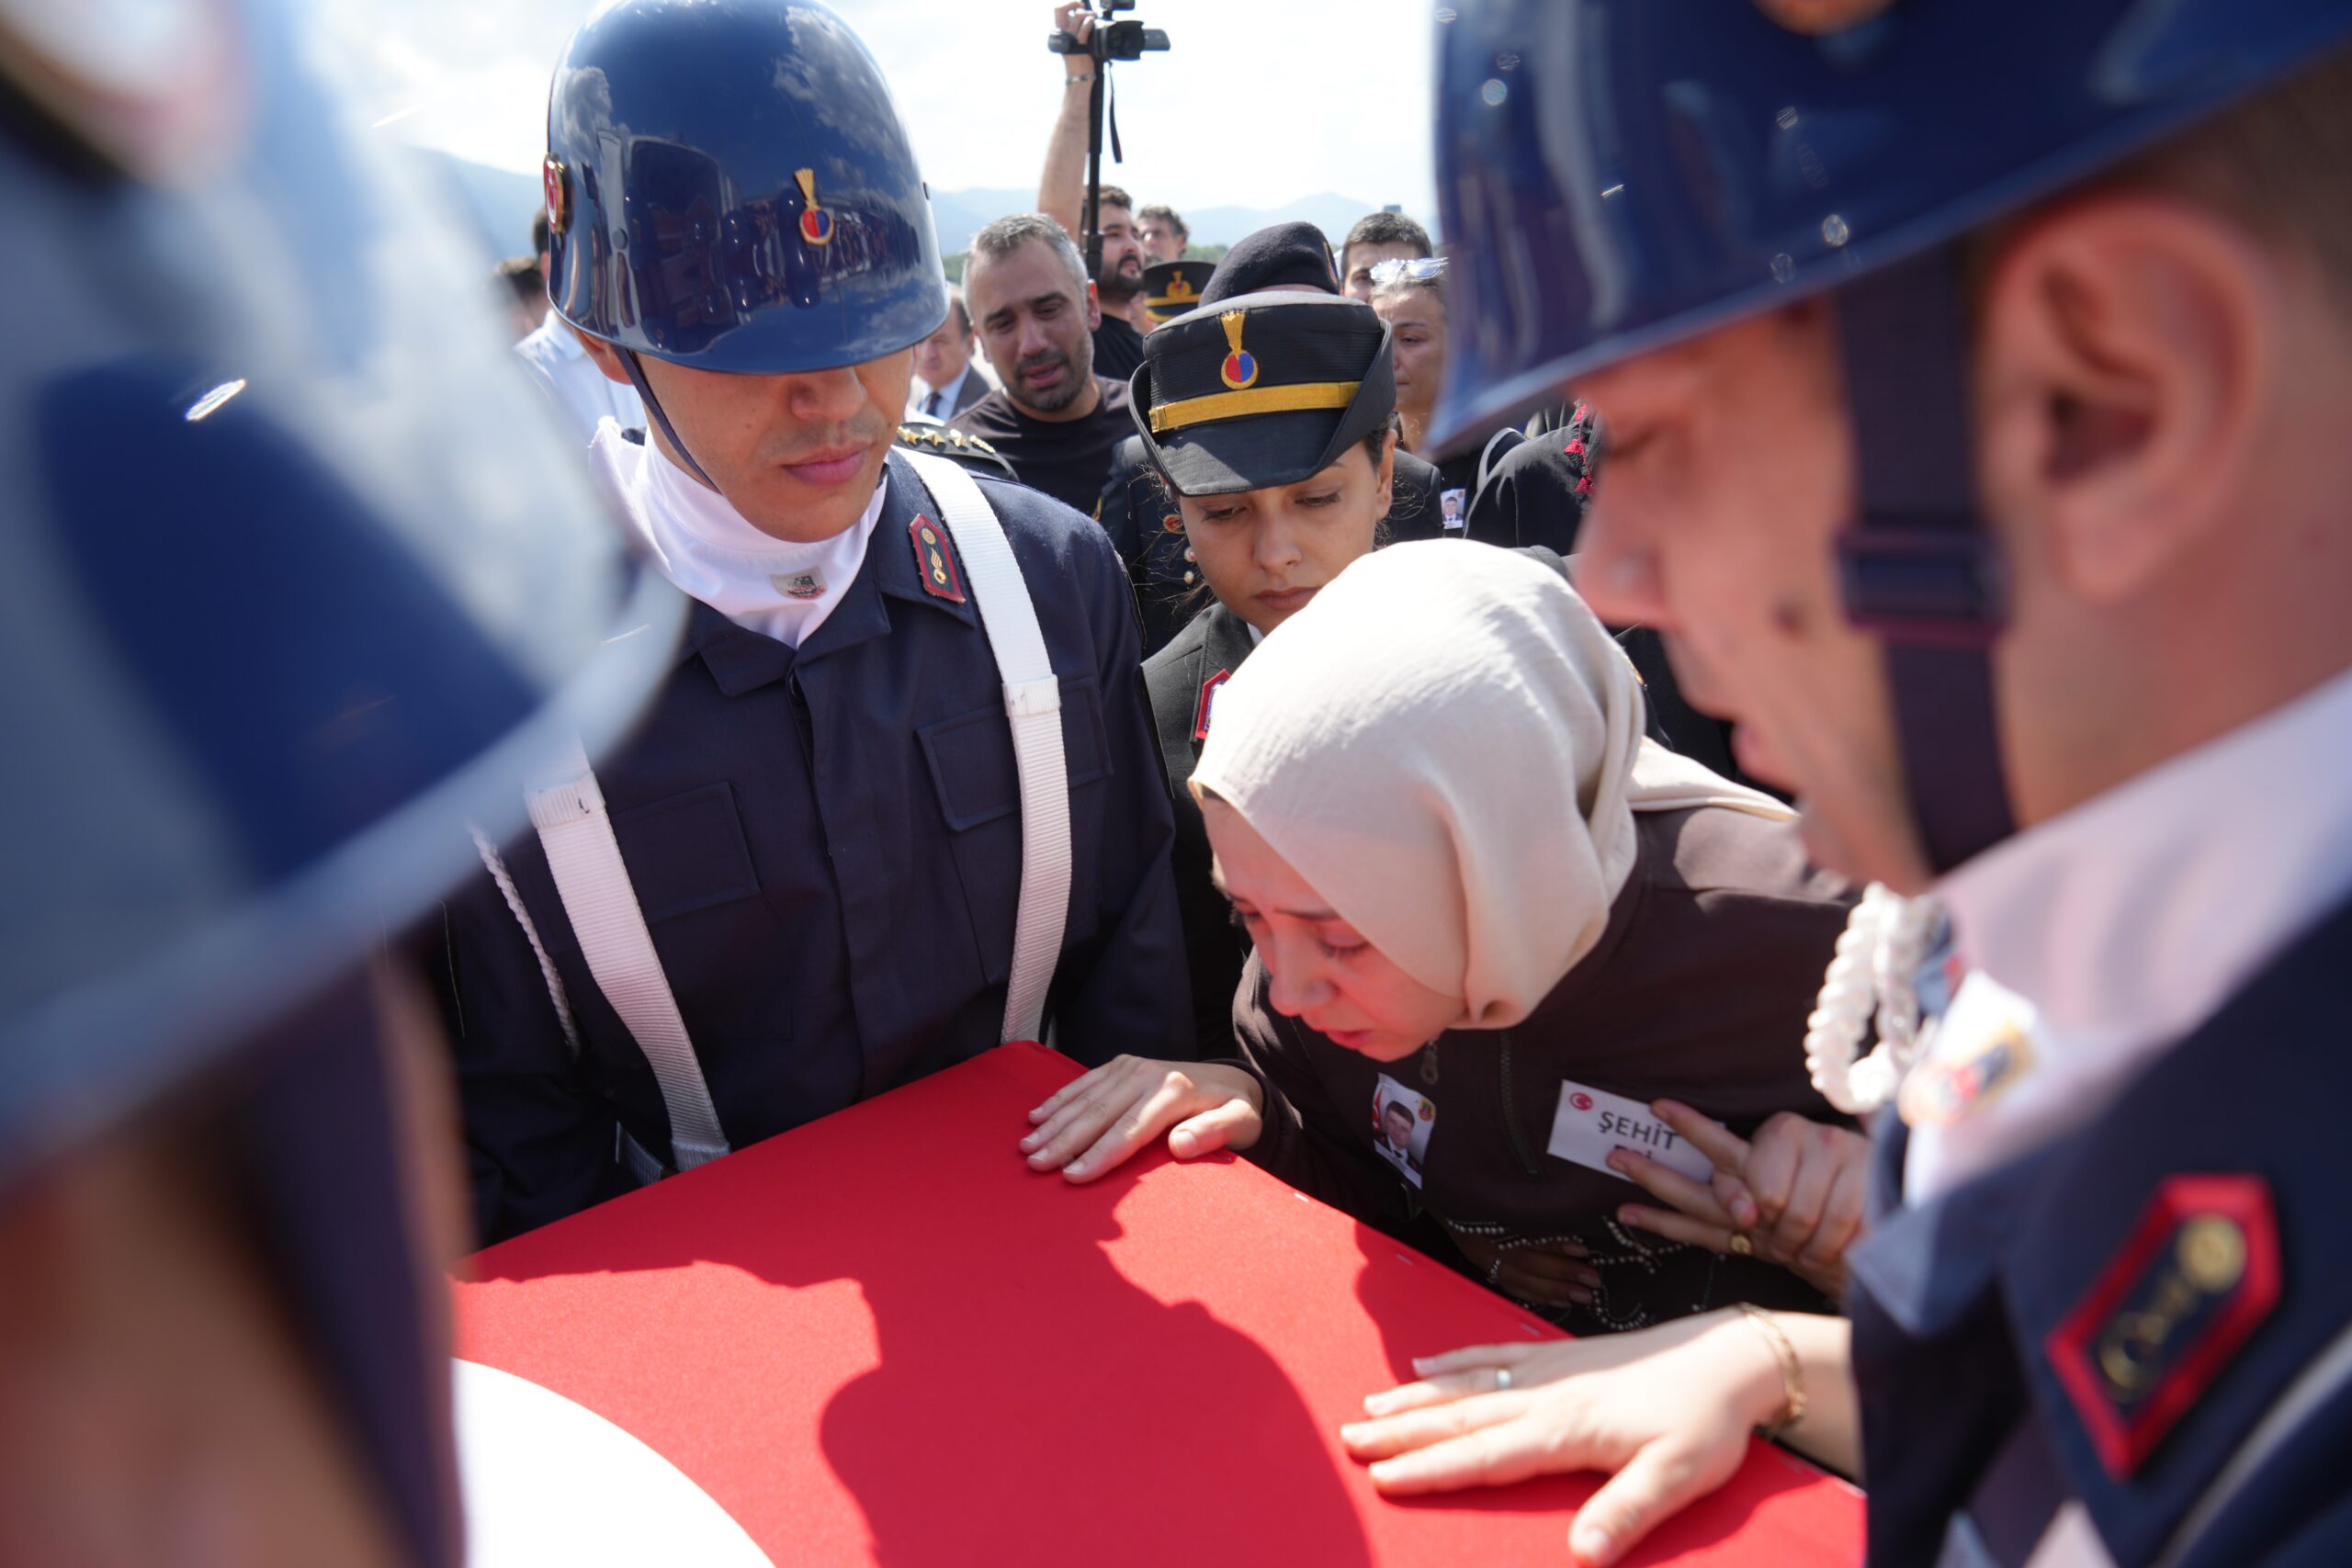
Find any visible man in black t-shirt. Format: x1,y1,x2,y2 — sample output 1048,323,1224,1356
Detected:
953,213,1133,516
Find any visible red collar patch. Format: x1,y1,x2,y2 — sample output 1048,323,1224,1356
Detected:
1193,668,1230,743
2044,1174,2280,1479
909,514,966,604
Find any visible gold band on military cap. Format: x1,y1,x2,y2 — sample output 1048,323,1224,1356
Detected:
1148,380,1362,434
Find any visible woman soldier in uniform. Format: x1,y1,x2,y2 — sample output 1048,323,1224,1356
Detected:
1028,543,1861,1333
1135,290,1400,1056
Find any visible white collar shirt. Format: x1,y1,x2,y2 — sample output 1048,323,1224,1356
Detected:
1905,665,2352,1568
1918,664,2352,1201
517,316,646,447
908,365,972,423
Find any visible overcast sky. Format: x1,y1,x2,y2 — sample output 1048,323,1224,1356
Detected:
316,0,1440,217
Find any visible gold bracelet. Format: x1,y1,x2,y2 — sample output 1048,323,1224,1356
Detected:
1735,1303,1806,1438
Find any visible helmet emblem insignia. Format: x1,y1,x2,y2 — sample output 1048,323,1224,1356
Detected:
796,168,834,246
543,156,571,236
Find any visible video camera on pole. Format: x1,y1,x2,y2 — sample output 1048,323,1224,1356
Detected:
1046,0,1170,280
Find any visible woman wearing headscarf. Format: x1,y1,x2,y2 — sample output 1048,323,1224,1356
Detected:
1132,288,1402,1055
1025,544,1857,1332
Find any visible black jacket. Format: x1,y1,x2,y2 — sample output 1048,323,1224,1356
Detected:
1141,602,1261,1053
1232,806,1856,1334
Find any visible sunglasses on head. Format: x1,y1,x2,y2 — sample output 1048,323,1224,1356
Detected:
1368,255,1448,286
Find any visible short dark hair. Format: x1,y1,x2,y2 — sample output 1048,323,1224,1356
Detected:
1341,212,1433,267
1096,185,1135,214
943,295,971,335
1136,202,1187,240
965,214,1090,300
531,209,549,255
493,254,545,303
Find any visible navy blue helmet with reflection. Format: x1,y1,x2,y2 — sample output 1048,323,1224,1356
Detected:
0,1,680,1564
546,0,951,374
1430,0,2352,450
1430,0,2352,875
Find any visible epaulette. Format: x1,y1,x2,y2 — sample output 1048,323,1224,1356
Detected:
896,423,1017,482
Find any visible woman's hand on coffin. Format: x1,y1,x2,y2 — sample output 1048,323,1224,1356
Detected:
1340,1310,1787,1567
1019,1056,1265,1183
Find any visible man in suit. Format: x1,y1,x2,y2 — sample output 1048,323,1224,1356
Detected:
909,298,989,422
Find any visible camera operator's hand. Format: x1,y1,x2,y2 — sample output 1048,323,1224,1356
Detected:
1054,3,1095,79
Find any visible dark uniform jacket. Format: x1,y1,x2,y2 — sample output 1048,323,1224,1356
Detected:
1229,805,1855,1334
1847,893,2352,1568
1142,601,1259,1054
430,457,1191,1244
1100,439,1456,659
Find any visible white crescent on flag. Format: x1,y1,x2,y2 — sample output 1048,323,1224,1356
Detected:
454,1359,775,1568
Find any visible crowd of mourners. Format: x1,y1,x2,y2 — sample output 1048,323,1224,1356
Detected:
14,0,2350,1564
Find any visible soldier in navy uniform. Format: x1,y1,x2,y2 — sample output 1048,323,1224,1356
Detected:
435,0,1191,1246
0,1,672,1558
1331,6,2352,1567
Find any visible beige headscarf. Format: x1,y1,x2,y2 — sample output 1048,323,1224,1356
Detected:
1192,543,1791,1030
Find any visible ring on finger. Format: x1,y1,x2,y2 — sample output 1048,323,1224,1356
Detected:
1494,1366,1513,1393
1729,1231,1755,1257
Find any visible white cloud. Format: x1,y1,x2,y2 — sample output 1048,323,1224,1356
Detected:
310,0,1438,217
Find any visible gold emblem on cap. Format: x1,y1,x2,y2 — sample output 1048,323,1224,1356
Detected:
1218,310,1261,390
2177,1217,2246,1293
1162,270,1196,305
1751,0,1898,34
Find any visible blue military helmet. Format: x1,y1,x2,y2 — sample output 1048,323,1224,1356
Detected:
1432,0,2352,872
0,0,680,1562
1431,0,2352,452
546,0,950,375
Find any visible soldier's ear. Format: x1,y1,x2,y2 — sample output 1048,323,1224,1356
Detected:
571,324,635,388
1971,194,2277,606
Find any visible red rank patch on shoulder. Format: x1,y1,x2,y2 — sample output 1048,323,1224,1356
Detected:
1193,668,1229,743
909,514,965,604
2043,1174,2280,1479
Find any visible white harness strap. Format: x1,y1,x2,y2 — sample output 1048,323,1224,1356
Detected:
495,457,1068,1186
524,737,732,1172
897,447,1070,1043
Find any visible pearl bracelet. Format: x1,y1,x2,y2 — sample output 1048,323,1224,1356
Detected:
1736,1303,1807,1438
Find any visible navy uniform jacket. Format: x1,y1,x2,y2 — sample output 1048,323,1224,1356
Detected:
1847,893,2352,1567
429,458,1192,1244
1143,601,1259,1053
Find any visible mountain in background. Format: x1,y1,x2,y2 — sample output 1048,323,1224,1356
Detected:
418,151,1426,265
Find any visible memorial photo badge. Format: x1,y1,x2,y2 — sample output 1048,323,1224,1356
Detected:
1371,1075,1435,1189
